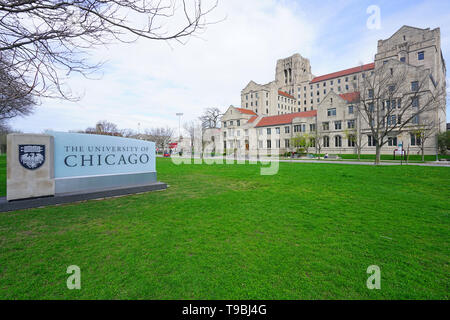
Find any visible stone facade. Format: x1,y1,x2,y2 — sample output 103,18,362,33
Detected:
211,26,447,156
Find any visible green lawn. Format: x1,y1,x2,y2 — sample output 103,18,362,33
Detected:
0,156,449,299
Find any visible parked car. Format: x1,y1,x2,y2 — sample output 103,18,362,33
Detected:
163,151,171,157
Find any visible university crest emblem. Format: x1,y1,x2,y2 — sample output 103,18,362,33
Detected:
19,145,46,170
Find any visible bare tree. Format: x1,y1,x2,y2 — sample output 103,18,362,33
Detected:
199,107,222,129
311,123,324,157
355,60,445,164
0,62,35,122
183,120,196,154
85,120,122,136
343,116,367,160
410,116,441,161
144,127,174,151
0,1,219,101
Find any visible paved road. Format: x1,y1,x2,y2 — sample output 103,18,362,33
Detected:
159,155,450,167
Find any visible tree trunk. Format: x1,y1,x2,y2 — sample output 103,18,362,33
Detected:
422,146,425,162
375,145,381,165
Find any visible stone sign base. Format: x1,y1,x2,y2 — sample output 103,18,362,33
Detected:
7,134,55,201
0,182,167,212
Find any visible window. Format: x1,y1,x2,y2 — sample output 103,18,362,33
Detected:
323,136,330,148
412,97,419,108
368,89,374,98
368,135,377,147
389,85,395,93
418,51,424,61
387,115,396,126
230,121,233,126
347,120,355,129
285,139,290,148
411,81,419,92
322,122,329,131
335,135,342,147
276,139,280,148
310,123,316,132
338,86,341,92
345,85,349,90
267,128,271,135
388,137,398,146
327,108,337,116
276,127,280,134
223,121,227,128
267,140,272,149
334,121,342,130
412,114,419,124
348,105,354,114
345,77,348,82
302,124,306,132
310,138,315,148
348,135,356,147
368,103,374,112
223,132,226,138
294,125,301,133
411,133,421,146
400,57,406,62
285,126,290,133
237,120,240,126
338,79,341,84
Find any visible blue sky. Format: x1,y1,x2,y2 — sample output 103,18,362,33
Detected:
11,0,450,133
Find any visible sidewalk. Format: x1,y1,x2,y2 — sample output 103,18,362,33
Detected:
158,155,450,167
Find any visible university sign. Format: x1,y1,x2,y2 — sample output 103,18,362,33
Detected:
6,132,162,201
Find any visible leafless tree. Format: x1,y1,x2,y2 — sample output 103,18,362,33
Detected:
183,120,196,154
199,107,222,129
355,60,445,164
85,120,122,136
0,62,35,122
343,116,367,160
410,116,441,161
144,126,174,151
0,0,219,101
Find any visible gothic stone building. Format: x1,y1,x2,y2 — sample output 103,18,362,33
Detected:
214,26,447,156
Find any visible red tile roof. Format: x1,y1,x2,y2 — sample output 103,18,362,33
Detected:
310,63,375,83
278,90,296,100
339,92,360,103
247,116,258,123
235,108,257,115
255,110,317,127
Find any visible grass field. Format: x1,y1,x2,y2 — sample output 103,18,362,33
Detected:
0,155,449,299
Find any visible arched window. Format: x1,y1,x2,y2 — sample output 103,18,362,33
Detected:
323,136,330,148
335,135,342,147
